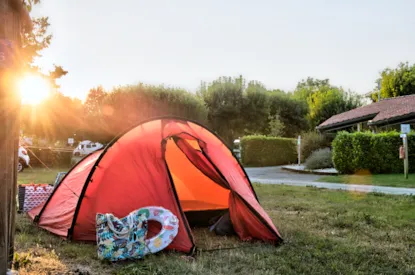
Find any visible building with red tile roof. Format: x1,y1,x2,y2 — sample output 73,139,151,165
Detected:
317,94,415,132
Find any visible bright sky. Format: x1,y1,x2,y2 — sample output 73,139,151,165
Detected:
33,0,415,101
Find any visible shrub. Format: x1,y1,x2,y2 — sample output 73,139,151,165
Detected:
300,131,331,162
332,131,414,174
241,135,297,167
305,148,333,170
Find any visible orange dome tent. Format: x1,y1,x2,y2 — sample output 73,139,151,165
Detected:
29,117,282,253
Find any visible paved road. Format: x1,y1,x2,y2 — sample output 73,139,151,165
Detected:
245,166,415,196
245,166,321,181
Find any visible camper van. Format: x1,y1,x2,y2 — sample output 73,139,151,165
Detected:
73,140,104,156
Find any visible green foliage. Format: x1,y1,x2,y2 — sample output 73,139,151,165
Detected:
268,90,309,137
307,88,362,129
293,78,362,128
332,131,414,174
293,77,330,101
305,148,333,170
198,76,245,146
83,86,107,116
372,62,415,101
242,81,270,135
241,135,297,166
268,114,285,137
199,76,310,144
21,1,69,93
300,131,331,162
22,0,52,68
82,84,208,142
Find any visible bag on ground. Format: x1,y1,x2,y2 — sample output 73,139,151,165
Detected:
18,184,54,213
96,209,149,261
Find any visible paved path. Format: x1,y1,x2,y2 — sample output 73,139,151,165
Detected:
244,166,321,181
245,167,415,196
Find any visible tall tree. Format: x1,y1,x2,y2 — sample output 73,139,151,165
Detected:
84,86,107,116
198,76,245,146
293,78,361,128
372,62,415,101
293,77,330,101
307,88,362,128
22,0,52,69
22,0,68,87
268,90,309,137
242,81,270,135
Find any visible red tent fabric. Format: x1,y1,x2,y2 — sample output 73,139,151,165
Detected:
29,118,282,253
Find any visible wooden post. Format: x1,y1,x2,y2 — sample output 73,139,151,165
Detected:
0,1,31,273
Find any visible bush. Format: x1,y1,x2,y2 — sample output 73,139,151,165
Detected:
300,132,331,162
332,131,414,174
305,148,333,170
241,135,297,167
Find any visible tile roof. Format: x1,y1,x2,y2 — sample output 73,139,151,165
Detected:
317,94,415,130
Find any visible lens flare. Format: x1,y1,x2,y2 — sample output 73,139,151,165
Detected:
18,74,51,105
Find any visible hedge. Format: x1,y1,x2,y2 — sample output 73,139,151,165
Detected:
332,131,415,174
241,135,297,167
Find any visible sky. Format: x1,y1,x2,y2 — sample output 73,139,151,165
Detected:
33,0,415,101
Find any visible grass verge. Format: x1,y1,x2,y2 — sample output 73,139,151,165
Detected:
18,168,70,185
13,170,415,274
318,172,415,188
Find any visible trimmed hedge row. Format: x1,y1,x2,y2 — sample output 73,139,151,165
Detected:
241,135,297,167
332,131,415,174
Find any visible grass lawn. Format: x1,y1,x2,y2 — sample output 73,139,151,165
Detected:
18,168,69,185
13,169,415,274
318,172,415,188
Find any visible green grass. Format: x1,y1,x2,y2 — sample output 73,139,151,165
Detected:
18,168,69,185
14,170,415,274
318,173,415,188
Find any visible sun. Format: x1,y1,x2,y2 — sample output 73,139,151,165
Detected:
18,74,51,105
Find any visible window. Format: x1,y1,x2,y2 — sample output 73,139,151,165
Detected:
86,144,92,148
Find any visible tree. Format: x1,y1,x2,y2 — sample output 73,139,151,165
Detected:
292,78,361,128
79,83,208,142
268,114,285,137
268,90,309,137
373,62,415,101
242,81,270,135
22,0,52,69
307,88,362,128
48,65,68,90
22,0,68,90
198,76,245,146
84,86,107,116
293,77,330,101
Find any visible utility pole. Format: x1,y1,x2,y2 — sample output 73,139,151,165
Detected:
0,1,31,274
